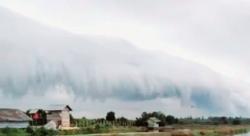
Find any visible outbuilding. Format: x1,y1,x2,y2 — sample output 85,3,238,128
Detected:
44,105,72,128
147,117,160,131
0,108,31,128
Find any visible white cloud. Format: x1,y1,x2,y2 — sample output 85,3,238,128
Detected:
1,0,249,83
0,1,250,117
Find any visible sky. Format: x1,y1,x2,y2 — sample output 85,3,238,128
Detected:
0,0,250,118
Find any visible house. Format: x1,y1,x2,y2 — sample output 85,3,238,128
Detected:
27,109,47,126
28,109,40,120
147,117,160,131
0,108,31,128
44,105,72,128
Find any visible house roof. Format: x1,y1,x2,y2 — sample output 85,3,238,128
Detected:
147,117,161,124
28,109,39,114
0,109,31,122
44,105,72,111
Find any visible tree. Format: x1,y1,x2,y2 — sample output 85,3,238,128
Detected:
232,118,241,125
141,112,148,120
117,117,128,126
70,114,75,126
106,111,116,122
135,112,150,126
220,116,228,124
166,115,176,125
156,112,167,126
39,109,47,125
135,111,167,126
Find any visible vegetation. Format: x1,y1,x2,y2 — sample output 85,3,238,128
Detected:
0,128,27,136
26,127,57,136
1,111,250,135
66,111,250,135
135,111,178,126
0,127,57,136
177,116,247,125
192,126,248,136
106,111,116,122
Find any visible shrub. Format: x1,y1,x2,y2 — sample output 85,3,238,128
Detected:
232,118,241,125
0,128,27,136
28,127,57,136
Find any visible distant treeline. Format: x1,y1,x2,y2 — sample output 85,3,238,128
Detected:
72,111,250,127
178,116,248,125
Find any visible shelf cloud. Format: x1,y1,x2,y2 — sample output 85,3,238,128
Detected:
0,1,250,118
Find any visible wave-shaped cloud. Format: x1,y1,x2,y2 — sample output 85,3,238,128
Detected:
0,7,249,116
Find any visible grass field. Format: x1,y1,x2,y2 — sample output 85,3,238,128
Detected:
63,125,250,136
0,125,249,136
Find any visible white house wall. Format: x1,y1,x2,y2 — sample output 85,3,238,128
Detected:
61,110,70,127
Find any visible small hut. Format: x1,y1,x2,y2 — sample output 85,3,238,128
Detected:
147,117,160,131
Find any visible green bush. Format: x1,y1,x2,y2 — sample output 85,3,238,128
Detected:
0,128,27,136
28,127,57,136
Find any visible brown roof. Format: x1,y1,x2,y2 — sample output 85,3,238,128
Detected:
0,109,31,122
